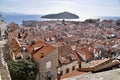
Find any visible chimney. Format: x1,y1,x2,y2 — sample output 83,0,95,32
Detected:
71,45,76,50
31,40,36,45
88,47,91,51
40,52,44,58
58,59,62,66
66,54,72,62
94,48,96,54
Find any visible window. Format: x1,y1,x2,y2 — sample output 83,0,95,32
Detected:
72,66,75,71
66,68,69,73
60,71,63,76
46,61,51,69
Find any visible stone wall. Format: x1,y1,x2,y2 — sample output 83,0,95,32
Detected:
0,48,11,80
58,60,80,76
0,20,7,40
38,49,58,80
22,20,37,27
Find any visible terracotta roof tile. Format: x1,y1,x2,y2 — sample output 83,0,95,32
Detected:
60,70,86,80
10,38,21,56
58,45,77,64
76,47,94,61
27,40,56,61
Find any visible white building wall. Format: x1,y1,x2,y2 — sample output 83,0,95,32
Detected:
0,21,7,38
58,60,79,75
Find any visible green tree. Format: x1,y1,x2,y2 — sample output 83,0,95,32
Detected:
7,59,37,80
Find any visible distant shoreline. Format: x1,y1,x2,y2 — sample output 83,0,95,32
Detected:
2,15,120,25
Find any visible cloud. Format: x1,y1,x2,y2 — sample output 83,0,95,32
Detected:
0,0,120,17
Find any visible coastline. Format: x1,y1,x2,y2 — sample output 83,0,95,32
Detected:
2,15,120,25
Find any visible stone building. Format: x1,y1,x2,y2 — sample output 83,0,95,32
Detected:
37,45,82,80
7,22,19,32
10,38,30,61
38,49,58,80
0,20,7,40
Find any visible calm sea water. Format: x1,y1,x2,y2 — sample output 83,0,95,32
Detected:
2,15,120,25
4,15,42,25
99,16,120,21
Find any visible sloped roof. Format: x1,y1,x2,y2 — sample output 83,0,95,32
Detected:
27,40,56,61
76,47,94,61
58,45,78,64
64,68,120,80
10,38,21,57
81,59,108,68
78,59,120,72
60,70,86,80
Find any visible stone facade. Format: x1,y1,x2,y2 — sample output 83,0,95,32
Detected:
58,60,80,76
38,49,58,80
0,20,7,40
37,48,81,80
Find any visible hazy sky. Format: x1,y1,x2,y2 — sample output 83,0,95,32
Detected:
0,0,120,18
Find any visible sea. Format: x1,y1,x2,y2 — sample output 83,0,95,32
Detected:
1,15,120,25
3,15,43,25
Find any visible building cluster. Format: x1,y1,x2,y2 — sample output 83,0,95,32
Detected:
7,19,120,80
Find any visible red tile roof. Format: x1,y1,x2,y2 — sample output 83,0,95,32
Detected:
58,45,77,64
10,38,21,57
76,47,94,61
27,40,56,61
78,59,120,72
60,70,86,80
74,50,83,63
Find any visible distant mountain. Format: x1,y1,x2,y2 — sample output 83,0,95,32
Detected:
41,11,79,19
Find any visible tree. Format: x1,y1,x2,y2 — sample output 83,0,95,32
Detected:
7,59,37,80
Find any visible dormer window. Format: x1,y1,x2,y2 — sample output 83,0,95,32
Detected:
66,54,70,58
33,46,44,52
21,47,27,53
50,37,55,41
46,38,50,42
